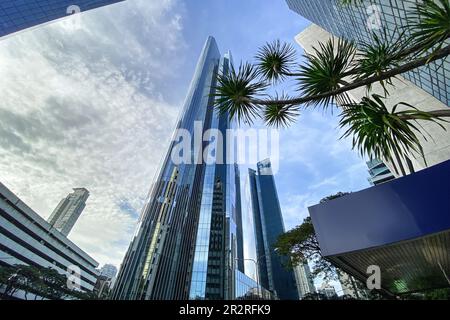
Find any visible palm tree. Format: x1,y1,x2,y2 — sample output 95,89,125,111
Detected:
213,0,450,166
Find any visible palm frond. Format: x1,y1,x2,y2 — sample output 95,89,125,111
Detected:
255,40,296,82
298,37,356,108
213,62,267,124
407,0,450,54
339,94,445,162
355,28,412,94
263,93,300,128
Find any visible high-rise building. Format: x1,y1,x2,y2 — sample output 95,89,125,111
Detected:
48,188,89,236
294,261,316,299
366,159,395,185
318,283,338,300
112,37,247,300
0,182,99,297
286,0,450,106
293,22,450,175
0,0,125,38
248,159,299,300
99,263,118,280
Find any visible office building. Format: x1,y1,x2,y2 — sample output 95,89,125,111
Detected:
309,160,450,296
318,283,338,300
112,37,248,300
248,159,299,300
0,0,125,38
0,182,99,294
99,263,118,280
48,188,89,237
294,261,316,299
295,24,450,176
366,159,395,185
286,0,450,106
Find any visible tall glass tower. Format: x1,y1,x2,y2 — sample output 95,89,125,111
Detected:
112,37,245,300
248,159,299,300
285,0,450,106
0,0,124,38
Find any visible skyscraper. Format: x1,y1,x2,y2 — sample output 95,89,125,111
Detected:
100,264,118,280
294,261,316,299
286,0,450,106
366,158,395,185
112,37,245,300
248,159,299,300
48,188,89,236
0,0,125,38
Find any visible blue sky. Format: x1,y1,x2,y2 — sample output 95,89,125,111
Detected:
0,0,371,293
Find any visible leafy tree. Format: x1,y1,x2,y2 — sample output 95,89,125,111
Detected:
0,264,96,300
274,192,350,281
213,0,450,167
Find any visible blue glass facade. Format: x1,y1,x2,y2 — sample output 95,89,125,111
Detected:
112,37,245,300
234,270,274,300
0,0,124,37
248,159,299,300
286,0,450,106
309,160,450,294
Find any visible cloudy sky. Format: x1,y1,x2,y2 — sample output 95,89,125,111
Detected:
0,0,370,291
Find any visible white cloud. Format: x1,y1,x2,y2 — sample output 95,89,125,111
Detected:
0,0,186,267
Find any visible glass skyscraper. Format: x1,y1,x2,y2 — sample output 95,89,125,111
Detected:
248,159,299,300
0,0,124,38
112,37,246,300
286,0,450,106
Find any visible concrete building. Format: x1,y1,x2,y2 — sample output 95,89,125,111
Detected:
99,263,118,280
0,0,125,38
286,0,450,106
294,261,316,299
48,188,89,237
294,23,450,176
0,182,99,294
318,283,338,300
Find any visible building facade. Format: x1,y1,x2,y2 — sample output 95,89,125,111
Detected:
294,23,450,175
294,261,316,299
286,0,450,106
99,263,118,280
0,0,124,38
366,159,395,185
48,188,89,237
0,182,99,293
317,283,338,300
112,37,246,300
248,159,299,300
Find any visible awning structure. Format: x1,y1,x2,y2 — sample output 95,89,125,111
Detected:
309,160,450,295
